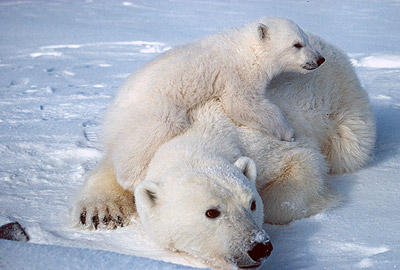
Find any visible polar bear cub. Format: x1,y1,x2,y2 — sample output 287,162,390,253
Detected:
103,17,325,191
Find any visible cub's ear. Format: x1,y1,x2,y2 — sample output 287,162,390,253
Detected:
257,23,268,40
234,157,257,184
134,181,159,209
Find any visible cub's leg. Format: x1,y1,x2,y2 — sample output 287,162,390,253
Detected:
221,92,294,142
106,98,189,191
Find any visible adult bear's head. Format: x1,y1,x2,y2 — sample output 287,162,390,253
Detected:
135,156,272,269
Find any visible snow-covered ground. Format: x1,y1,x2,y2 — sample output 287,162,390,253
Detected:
1,1,400,269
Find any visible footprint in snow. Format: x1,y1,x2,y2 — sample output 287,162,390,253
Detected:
82,120,101,148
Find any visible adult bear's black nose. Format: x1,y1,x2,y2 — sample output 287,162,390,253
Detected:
247,241,273,262
317,56,325,67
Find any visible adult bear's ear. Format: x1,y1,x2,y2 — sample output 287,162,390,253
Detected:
134,181,159,208
234,156,257,184
257,23,268,40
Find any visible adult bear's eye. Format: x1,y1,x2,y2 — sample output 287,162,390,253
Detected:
251,200,256,211
205,209,220,219
294,43,303,49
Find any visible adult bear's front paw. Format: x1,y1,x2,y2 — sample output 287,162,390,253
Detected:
71,195,135,230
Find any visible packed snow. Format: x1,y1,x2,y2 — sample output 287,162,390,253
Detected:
1,0,400,269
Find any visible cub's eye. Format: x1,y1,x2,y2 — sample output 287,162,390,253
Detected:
293,43,303,49
251,200,256,211
205,209,221,219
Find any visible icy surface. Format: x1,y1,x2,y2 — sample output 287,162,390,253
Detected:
1,0,400,269
0,239,192,270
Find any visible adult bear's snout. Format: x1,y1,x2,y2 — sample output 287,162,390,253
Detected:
247,241,273,262
317,56,325,67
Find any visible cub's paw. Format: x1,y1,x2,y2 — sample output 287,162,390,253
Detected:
278,125,295,142
71,194,135,230
271,118,295,142
265,108,295,142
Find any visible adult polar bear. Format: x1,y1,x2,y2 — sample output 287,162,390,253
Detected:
71,19,375,269
104,18,325,192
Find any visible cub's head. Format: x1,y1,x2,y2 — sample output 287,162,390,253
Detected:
135,156,272,269
250,17,325,75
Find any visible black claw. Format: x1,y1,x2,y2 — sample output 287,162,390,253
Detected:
80,210,87,225
92,215,99,229
117,216,124,227
103,215,111,225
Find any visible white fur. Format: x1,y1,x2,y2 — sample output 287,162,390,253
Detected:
103,18,325,191
71,22,375,269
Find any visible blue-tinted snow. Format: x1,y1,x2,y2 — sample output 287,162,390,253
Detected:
0,0,399,269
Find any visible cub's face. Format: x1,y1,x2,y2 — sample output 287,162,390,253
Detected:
135,157,272,269
256,18,325,75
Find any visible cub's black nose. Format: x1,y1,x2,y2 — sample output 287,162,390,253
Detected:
317,56,325,67
247,241,273,262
